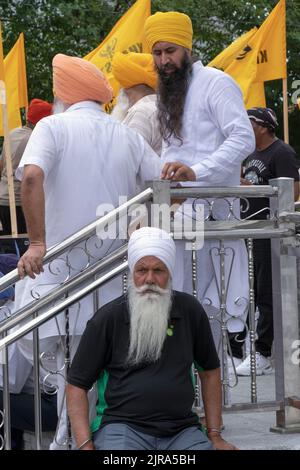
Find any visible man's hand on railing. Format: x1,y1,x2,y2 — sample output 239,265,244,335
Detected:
161,162,196,182
17,242,46,279
240,178,253,186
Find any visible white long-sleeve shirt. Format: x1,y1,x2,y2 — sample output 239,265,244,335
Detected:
162,61,255,187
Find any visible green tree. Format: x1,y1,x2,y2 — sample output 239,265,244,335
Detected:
0,0,299,153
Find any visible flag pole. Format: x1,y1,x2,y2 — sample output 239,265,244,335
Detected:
282,78,289,144
0,81,18,237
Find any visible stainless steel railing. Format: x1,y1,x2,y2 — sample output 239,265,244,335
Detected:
1,179,300,449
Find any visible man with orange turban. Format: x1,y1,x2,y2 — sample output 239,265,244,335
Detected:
144,11,256,448
13,53,195,450
0,98,52,235
112,52,161,156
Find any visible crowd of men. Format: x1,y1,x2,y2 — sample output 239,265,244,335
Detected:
0,9,299,451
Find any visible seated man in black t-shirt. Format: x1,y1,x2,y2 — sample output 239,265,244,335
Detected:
232,107,299,376
66,227,237,451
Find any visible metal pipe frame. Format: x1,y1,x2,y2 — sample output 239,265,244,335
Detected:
170,185,278,199
0,188,153,294
269,178,300,433
0,262,128,352
172,228,294,240
0,245,128,336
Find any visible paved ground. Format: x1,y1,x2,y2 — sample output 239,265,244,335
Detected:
221,373,300,450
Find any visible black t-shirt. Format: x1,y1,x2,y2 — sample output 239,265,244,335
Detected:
243,139,299,219
67,291,220,437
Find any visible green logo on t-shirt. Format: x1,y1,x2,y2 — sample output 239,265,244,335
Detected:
167,325,174,336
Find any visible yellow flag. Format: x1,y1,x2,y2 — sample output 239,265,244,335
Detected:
85,0,151,110
254,0,286,82
17,33,28,109
208,28,266,108
225,0,286,102
0,23,5,81
208,28,257,70
0,34,28,135
246,82,266,108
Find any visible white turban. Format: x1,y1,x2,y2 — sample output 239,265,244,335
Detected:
128,227,176,278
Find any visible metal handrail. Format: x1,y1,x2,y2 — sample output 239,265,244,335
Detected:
0,188,153,293
170,185,278,199
173,228,294,240
0,261,128,353
0,244,128,336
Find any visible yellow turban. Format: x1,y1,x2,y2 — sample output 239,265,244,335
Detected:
112,52,157,90
52,54,113,105
144,12,193,51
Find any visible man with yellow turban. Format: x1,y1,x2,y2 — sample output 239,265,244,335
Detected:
13,53,195,450
112,52,161,155
145,11,256,412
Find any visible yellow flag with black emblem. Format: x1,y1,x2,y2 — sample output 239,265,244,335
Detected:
208,28,266,108
253,0,286,82
225,0,286,103
85,0,151,112
208,28,257,71
0,33,28,134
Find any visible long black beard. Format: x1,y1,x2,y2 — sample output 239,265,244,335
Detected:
156,53,193,144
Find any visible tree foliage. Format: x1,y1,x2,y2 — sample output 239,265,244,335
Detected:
0,0,299,152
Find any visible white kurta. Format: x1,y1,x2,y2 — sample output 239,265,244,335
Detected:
15,101,163,339
161,62,255,332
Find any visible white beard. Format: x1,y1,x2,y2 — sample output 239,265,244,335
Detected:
52,97,69,114
127,277,172,366
111,88,130,122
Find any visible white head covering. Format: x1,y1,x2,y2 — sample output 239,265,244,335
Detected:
128,227,176,278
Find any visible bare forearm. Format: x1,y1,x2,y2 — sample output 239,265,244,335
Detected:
21,166,45,244
199,368,222,431
198,368,238,449
66,383,94,450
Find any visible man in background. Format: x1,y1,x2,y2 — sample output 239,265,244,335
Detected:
111,52,161,155
235,107,299,375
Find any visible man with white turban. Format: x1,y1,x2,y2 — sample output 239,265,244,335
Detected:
111,52,162,156
144,11,256,372
13,54,194,449
66,227,237,450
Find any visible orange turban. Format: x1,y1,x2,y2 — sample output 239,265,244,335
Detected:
144,12,193,51
112,52,157,90
27,99,52,124
52,53,113,105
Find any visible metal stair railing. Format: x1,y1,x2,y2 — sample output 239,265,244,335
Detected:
1,180,300,449
0,187,153,449
0,187,153,295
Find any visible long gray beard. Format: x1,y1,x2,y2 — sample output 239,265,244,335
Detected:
111,88,130,121
127,277,172,366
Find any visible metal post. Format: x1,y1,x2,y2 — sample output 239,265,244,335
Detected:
1,337,11,449
122,255,128,294
64,306,72,449
218,240,230,406
191,242,201,408
151,180,171,230
33,321,42,449
269,177,300,432
246,238,257,403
